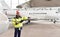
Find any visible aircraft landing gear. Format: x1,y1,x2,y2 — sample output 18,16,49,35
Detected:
53,20,56,23
50,19,56,23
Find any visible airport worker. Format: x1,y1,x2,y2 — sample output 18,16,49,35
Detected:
12,10,28,37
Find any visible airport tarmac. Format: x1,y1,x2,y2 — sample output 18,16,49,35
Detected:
0,21,60,37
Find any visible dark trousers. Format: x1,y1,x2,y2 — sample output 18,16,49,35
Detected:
14,28,21,37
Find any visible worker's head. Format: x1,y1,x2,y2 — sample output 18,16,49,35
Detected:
16,10,19,15
16,10,21,18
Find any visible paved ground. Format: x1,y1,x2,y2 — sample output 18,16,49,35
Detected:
0,22,60,37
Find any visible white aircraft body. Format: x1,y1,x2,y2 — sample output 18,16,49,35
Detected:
6,7,60,23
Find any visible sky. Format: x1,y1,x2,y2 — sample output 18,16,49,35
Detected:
4,0,30,9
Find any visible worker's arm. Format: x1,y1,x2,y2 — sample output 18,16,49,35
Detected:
20,16,28,23
12,18,16,26
22,16,28,20
12,18,18,25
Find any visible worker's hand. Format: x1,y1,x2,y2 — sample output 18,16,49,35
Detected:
20,20,24,23
16,22,19,25
19,28,20,30
19,27,22,30
16,23,17,25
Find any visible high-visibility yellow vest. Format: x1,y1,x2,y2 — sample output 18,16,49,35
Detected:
12,16,28,28
12,18,23,28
